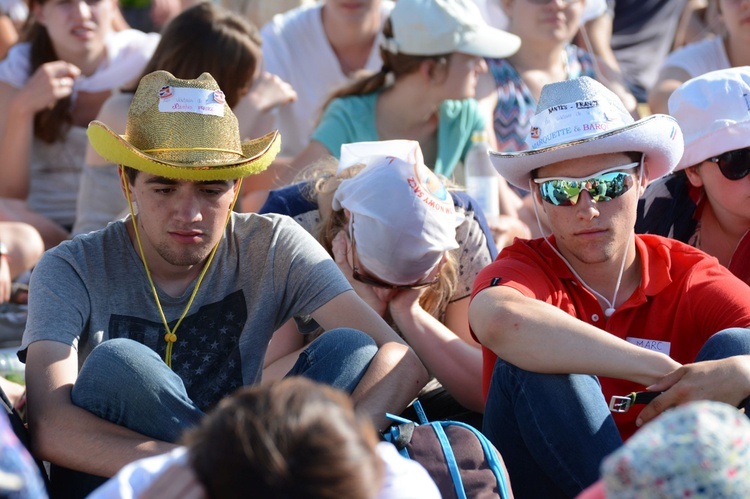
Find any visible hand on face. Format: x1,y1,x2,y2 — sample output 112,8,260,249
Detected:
387,286,425,318
245,71,297,113
21,60,81,114
332,230,389,316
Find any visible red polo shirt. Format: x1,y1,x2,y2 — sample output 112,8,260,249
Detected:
471,234,750,440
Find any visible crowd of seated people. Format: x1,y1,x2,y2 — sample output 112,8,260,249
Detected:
2,1,750,498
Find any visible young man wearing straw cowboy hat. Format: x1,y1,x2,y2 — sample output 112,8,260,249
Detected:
468,76,750,498
18,71,428,496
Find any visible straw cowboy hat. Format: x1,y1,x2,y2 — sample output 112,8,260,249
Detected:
87,70,280,181
490,76,684,189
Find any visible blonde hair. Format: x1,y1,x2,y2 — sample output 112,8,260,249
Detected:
301,158,458,320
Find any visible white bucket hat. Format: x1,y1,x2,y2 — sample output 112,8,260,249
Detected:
382,0,520,59
489,77,684,189
668,66,750,171
332,140,461,286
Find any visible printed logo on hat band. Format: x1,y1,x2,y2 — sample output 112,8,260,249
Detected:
407,166,453,215
528,99,632,149
157,87,225,117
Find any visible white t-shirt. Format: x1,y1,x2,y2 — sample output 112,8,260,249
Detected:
88,442,440,499
260,1,394,157
660,36,730,80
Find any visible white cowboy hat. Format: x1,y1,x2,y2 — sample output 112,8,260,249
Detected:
490,77,684,189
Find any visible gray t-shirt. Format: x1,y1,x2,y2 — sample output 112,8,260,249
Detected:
21,213,350,410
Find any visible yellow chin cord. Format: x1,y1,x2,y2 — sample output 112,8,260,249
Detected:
123,176,243,368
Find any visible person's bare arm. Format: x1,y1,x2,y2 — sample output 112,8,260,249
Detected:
310,291,429,430
0,16,18,60
262,319,306,382
0,376,25,407
648,66,692,115
469,286,680,385
390,294,485,413
25,341,177,477
579,13,621,75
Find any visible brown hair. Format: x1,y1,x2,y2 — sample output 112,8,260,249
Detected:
302,158,458,320
184,377,383,499
321,18,452,113
135,2,261,108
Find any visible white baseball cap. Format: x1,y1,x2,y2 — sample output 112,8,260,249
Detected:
332,140,461,286
668,66,750,170
382,0,520,59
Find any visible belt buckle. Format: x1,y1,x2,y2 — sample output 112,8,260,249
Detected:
609,395,633,413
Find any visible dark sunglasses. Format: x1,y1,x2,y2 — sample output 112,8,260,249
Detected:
350,223,441,290
533,163,638,206
708,148,750,181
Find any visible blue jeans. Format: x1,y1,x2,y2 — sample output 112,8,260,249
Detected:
50,328,377,498
482,327,750,499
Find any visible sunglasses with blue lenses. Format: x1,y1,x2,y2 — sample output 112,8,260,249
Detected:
708,148,750,181
533,163,639,206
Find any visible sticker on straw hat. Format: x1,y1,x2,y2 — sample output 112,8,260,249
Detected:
158,85,172,99
157,87,225,117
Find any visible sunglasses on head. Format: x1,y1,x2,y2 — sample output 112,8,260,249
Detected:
533,163,639,206
349,222,441,291
707,148,750,181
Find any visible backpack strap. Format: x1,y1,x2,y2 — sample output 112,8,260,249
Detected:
412,399,429,425
432,422,467,499
382,422,415,459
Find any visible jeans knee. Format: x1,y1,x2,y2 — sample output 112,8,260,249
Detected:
698,328,750,361
315,328,377,359
72,339,162,407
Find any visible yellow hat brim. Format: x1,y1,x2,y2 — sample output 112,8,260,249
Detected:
87,122,281,181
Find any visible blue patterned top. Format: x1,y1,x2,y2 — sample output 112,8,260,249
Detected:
487,44,597,152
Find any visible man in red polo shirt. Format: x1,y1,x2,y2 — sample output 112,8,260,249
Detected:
469,76,750,498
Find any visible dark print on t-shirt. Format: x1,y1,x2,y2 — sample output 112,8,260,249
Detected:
108,290,247,411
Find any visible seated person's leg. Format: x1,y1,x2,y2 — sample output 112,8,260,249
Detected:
694,328,750,363
72,338,205,439
285,328,377,394
52,338,206,499
483,358,622,499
